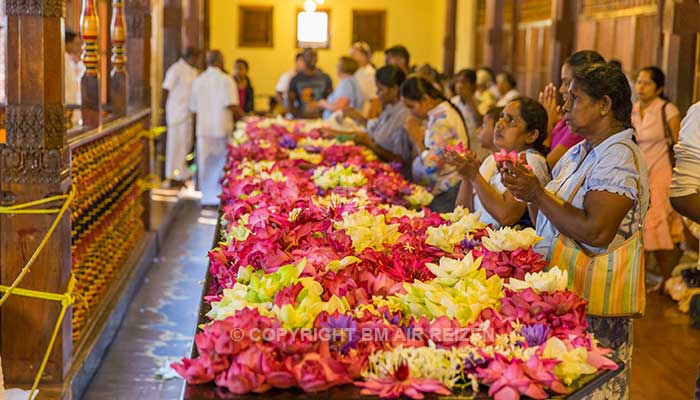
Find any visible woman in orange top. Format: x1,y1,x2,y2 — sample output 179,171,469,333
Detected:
631,66,683,285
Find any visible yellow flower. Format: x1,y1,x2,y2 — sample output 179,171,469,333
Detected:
326,256,362,273
288,148,323,164
543,337,597,385
404,185,435,207
425,213,485,252
481,226,542,252
506,266,569,293
335,209,401,252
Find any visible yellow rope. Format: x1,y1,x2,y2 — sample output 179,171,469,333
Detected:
0,185,76,306
0,185,76,397
138,126,166,191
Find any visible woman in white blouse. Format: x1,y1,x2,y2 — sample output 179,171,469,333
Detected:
671,100,700,223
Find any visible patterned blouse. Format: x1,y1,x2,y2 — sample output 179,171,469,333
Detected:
534,128,650,259
411,101,469,195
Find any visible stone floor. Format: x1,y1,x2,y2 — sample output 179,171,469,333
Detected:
83,200,216,400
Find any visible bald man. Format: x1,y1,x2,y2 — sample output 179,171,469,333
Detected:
189,50,242,206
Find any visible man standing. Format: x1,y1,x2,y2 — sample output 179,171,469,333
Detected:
162,47,200,187
275,52,305,111
350,42,380,118
288,48,333,119
189,50,242,207
65,30,84,127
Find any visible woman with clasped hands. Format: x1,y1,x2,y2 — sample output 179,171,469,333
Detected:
501,63,650,400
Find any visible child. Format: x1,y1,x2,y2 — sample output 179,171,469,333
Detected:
446,98,550,228
477,106,503,154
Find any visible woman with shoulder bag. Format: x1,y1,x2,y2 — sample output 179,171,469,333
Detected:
502,63,650,399
632,66,683,286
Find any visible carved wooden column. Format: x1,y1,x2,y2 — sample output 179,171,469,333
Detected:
549,0,577,84
484,0,504,71
80,0,101,127
443,0,458,76
1,0,73,384
182,0,205,51
163,0,183,73
110,0,128,116
125,0,152,110
661,0,700,113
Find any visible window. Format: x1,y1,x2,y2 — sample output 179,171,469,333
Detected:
239,6,274,48
296,8,331,49
352,10,386,52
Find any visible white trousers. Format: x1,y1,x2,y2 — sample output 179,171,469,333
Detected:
197,136,228,206
165,118,193,180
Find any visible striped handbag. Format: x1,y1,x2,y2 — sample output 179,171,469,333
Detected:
548,143,646,317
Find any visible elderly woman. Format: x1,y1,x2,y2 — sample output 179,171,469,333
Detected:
502,63,649,399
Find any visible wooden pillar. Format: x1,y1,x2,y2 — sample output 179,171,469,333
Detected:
183,0,205,51
125,0,152,110
1,0,73,384
484,0,504,71
81,0,102,128
443,0,458,76
110,0,128,116
162,0,183,72
661,0,700,113
550,0,577,84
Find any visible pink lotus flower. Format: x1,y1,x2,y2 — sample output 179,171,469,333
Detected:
477,354,548,400
171,357,215,385
289,342,353,392
355,362,452,399
493,149,533,172
475,248,547,280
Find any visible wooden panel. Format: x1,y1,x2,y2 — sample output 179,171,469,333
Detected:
352,9,386,52
613,16,636,71
635,14,659,72
520,0,552,23
475,28,484,66
514,28,527,90
238,5,273,48
576,19,598,50
580,0,657,16
595,19,616,60
540,25,552,90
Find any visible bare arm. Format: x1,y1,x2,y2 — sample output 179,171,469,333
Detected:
669,115,681,142
228,105,244,121
454,179,474,210
471,174,528,226
319,97,351,113
502,162,633,248
671,194,700,223
288,90,302,118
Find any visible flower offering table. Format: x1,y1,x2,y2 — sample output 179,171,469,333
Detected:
175,118,625,400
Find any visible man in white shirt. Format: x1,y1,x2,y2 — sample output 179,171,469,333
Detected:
162,47,201,186
350,42,380,118
671,100,700,222
495,72,521,107
189,50,242,207
64,30,84,127
275,52,305,111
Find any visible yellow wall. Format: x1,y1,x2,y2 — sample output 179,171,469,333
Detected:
209,0,446,110
455,0,477,70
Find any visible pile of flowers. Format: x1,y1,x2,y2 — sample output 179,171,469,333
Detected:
172,118,617,399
